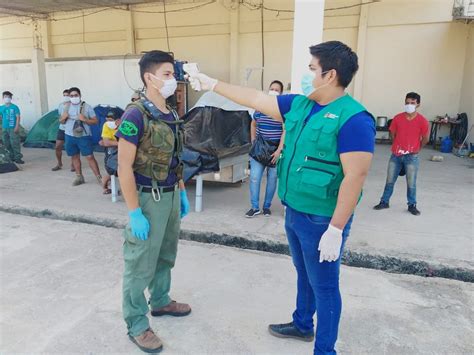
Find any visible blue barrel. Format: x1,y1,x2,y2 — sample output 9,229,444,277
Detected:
440,137,453,153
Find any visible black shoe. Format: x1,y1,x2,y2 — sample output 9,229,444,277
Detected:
14,159,25,165
245,209,261,218
408,204,421,216
268,322,314,342
373,201,389,210
263,208,271,217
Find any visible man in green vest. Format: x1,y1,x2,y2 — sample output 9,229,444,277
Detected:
188,41,375,355
116,50,191,353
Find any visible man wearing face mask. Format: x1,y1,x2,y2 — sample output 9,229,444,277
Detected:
188,41,375,355
247,80,286,218
52,89,71,171
0,91,24,164
116,50,190,353
60,87,102,186
374,92,428,215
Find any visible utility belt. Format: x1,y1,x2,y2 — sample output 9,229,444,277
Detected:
136,181,178,202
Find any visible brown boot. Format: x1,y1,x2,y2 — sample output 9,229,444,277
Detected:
151,300,191,317
129,328,163,353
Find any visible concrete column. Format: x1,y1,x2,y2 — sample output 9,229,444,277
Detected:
125,5,136,54
31,48,49,116
290,0,325,94
353,1,369,101
229,6,240,84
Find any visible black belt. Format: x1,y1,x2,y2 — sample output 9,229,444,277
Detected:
137,185,176,193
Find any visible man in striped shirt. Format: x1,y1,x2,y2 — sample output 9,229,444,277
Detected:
246,80,286,218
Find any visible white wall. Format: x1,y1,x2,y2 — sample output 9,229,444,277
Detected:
0,57,143,128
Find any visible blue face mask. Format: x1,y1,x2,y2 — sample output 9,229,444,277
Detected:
301,72,316,96
301,70,330,97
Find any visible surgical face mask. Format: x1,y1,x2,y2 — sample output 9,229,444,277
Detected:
301,70,330,97
70,97,81,105
150,74,177,99
268,90,280,96
3,97,12,104
106,121,117,129
63,96,70,103
405,104,416,114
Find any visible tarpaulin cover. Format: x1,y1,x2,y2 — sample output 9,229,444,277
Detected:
181,105,251,182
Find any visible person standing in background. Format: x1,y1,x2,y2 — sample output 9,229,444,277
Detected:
246,80,286,218
59,87,102,186
373,92,429,216
52,89,73,171
0,91,24,164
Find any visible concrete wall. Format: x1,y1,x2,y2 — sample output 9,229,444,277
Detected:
0,58,142,128
0,0,473,135
459,24,474,135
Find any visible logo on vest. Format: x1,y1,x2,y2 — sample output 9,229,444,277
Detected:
324,112,339,119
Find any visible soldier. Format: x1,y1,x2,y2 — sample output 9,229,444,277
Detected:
116,50,191,353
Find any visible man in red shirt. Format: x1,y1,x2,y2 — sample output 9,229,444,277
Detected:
374,92,429,215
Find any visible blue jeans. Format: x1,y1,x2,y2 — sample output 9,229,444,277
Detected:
285,206,353,355
249,157,277,210
380,154,419,205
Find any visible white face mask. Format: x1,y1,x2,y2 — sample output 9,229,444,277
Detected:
63,96,70,103
3,97,12,104
405,104,416,114
106,121,117,129
268,90,280,96
70,97,81,105
150,74,177,99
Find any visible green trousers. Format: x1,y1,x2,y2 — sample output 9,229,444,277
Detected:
122,188,181,337
2,128,22,161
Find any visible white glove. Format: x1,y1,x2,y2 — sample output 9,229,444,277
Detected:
318,224,343,263
188,73,218,92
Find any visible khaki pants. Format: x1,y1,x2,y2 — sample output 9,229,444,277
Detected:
122,187,181,337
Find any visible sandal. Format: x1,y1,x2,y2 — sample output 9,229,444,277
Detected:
103,189,112,195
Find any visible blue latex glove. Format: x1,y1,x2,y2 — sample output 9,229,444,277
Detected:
128,207,150,240
180,189,190,218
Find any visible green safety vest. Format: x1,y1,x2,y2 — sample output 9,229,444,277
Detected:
277,94,374,217
127,100,184,182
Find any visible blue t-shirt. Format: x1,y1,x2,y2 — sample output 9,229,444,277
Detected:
253,111,283,141
0,104,20,129
277,94,375,154
115,107,179,187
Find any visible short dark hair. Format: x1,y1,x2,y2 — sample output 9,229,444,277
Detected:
270,80,284,93
2,91,13,97
309,41,359,88
139,50,174,86
63,89,70,95
405,92,421,104
69,87,81,96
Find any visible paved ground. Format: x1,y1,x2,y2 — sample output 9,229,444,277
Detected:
1,213,473,354
0,145,472,271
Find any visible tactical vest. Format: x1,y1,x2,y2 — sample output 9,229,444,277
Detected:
277,94,374,217
127,100,184,182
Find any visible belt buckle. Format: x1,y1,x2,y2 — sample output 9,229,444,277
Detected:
151,187,161,202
